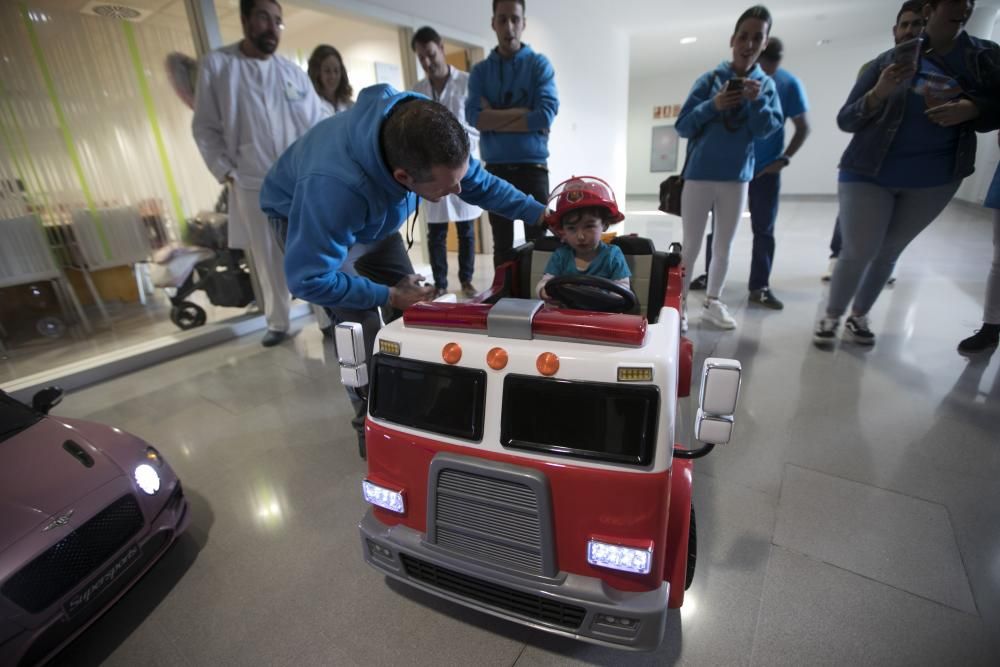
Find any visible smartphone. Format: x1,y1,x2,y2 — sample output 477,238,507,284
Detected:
726,77,745,93
892,36,922,69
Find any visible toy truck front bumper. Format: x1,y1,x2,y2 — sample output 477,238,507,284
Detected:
359,510,670,651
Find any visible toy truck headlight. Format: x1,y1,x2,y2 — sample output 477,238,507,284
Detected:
362,480,405,514
586,540,653,575
695,358,742,445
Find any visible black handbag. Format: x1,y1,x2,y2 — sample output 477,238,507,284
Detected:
659,140,694,217
658,173,684,216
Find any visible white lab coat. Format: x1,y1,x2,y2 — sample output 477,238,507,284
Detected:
412,66,483,224
192,42,328,247
320,98,355,116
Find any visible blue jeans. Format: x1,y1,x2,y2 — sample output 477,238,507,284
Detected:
829,218,843,258
826,180,960,317
703,171,780,291
747,172,780,291
427,220,476,289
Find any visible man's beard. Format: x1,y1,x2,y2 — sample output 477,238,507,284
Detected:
253,31,278,55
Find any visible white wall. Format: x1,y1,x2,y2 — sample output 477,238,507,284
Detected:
627,38,887,197
627,29,1000,203
303,0,631,203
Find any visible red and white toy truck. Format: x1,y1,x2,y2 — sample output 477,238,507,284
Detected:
336,234,742,651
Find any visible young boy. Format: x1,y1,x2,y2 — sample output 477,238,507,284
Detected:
536,176,632,301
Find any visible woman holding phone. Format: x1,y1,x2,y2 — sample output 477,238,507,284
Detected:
814,0,1000,347
675,5,783,331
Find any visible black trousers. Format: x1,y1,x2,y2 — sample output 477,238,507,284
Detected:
485,163,549,268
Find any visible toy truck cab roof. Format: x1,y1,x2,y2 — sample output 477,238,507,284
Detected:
342,235,742,651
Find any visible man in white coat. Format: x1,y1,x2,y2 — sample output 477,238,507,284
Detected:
192,0,330,346
410,26,483,298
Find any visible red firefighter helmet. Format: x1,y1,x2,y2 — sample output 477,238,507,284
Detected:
543,176,625,233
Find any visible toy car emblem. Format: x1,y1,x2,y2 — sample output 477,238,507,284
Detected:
43,510,74,531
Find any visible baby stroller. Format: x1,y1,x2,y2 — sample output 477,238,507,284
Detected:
151,201,255,330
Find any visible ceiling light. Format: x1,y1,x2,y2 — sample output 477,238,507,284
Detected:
680,37,698,45
816,39,831,46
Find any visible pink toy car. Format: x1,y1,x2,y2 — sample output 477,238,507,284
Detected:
0,388,189,666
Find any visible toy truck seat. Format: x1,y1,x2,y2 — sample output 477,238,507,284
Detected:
509,235,676,323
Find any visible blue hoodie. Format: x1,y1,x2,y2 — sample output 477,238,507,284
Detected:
675,62,783,182
260,84,546,311
466,44,559,164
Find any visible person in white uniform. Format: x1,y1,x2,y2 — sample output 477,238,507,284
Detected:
192,0,330,346
410,26,483,298
308,44,355,116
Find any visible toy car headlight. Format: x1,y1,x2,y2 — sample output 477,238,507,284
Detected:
587,539,652,575
134,464,161,495
362,480,405,514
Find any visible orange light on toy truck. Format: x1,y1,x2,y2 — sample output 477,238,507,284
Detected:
442,342,462,364
487,347,508,370
536,352,559,376
379,339,401,356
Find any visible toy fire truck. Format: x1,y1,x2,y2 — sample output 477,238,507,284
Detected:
334,228,742,651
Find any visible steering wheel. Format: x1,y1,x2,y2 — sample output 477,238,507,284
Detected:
544,275,637,314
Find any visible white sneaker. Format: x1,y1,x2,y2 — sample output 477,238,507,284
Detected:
703,299,737,329
681,312,689,333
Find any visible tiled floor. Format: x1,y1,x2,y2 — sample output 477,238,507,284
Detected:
44,195,999,666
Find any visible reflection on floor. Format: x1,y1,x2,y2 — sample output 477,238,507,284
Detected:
47,196,999,666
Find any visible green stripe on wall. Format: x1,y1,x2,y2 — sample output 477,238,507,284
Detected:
19,2,112,260
122,20,187,238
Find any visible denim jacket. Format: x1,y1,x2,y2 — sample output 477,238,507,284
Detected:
838,32,1000,180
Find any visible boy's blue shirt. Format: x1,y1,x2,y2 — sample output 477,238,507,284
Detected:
543,242,631,281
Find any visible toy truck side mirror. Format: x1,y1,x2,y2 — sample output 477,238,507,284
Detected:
694,358,742,445
335,322,368,388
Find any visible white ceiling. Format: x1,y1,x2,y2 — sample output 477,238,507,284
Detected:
28,0,1000,78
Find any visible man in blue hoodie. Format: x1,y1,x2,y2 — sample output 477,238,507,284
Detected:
260,84,545,454
467,0,559,267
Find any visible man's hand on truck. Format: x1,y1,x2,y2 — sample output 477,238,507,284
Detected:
388,275,436,310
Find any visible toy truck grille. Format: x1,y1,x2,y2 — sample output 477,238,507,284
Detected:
432,467,547,575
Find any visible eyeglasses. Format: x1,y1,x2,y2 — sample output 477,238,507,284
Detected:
252,10,285,30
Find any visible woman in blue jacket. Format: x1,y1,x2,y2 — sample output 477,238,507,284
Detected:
675,5,783,331
815,0,1000,347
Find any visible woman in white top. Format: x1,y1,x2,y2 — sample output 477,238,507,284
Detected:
308,44,354,114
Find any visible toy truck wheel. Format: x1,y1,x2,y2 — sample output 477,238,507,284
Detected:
685,506,697,590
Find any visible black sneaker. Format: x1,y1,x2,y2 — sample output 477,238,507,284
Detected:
749,287,784,310
844,315,875,345
813,317,839,347
261,330,287,347
958,325,999,354
689,273,708,291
